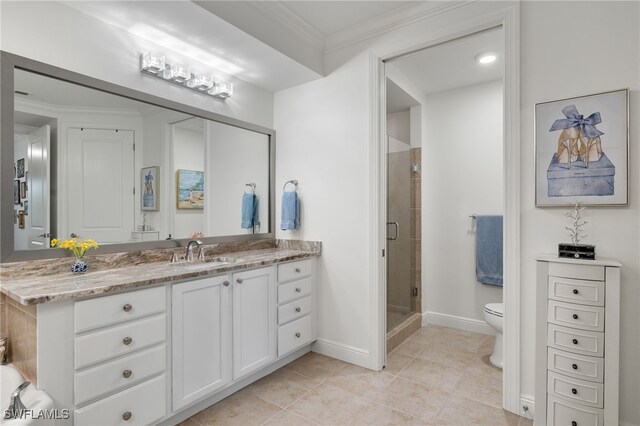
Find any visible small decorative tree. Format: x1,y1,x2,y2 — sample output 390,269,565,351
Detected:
564,203,588,245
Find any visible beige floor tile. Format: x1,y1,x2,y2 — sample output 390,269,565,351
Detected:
324,364,395,399
393,336,427,358
398,358,463,393
265,410,317,425
409,326,445,344
247,368,317,408
192,389,282,426
351,401,425,425
177,418,201,426
384,350,414,375
285,352,349,380
454,371,503,409
433,332,486,353
478,336,496,355
517,417,534,426
373,377,450,423
288,383,371,426
464,354,503,380
435,396,518,426
416,345,475,370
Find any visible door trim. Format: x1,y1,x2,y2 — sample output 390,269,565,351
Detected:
370,2,521,414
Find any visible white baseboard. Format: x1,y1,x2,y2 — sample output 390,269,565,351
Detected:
422,311,494,336
519,395,535,419
312,338,371,368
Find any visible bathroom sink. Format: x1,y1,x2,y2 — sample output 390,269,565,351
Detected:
1,365,55,425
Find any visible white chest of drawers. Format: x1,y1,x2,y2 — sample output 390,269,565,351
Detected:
535,256,620,426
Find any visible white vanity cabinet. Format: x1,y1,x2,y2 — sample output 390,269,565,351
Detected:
535,256,620,426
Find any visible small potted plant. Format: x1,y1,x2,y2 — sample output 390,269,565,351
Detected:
50,237,99,273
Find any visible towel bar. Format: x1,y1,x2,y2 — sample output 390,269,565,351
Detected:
283,180,298,192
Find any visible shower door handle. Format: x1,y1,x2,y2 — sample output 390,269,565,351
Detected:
386,221,399,240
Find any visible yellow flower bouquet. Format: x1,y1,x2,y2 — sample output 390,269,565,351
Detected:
50,238,99,273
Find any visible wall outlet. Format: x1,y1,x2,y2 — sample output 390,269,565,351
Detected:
520,397,535,420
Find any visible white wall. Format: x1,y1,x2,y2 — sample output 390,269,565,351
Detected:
0,1,274,128
275,52,373,366
423,80,503,324
386,111,410,143
172,125,205,239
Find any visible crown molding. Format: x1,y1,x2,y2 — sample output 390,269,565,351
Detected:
325,1,474,53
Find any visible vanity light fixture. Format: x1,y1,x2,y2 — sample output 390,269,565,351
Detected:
140,52,233,100
476,52,497,65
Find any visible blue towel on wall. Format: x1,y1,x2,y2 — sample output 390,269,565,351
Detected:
241,193,259,229
281,191,299,230
476,215,503,286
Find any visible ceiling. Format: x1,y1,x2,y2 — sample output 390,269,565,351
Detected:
386,78,419,114
388,26,504,95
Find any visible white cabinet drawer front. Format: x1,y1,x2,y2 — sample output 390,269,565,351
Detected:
278,277,312,304
278,315,312,357
278,296,312,325
75,315,166,369
548,300,605,332
548,348,604,383
548,276,605,306
278,259,312,283
547,395,604,426
75,286,166,333
547,371,604,408
548,324,604,357
74,374,166,426
75,345,166,406
548,263,604,281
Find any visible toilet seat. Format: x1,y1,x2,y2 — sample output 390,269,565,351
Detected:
484,303,503,318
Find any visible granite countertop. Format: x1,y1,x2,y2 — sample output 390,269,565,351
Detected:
0,243,320,305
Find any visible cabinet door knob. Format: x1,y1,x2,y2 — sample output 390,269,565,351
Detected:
123,336,133,346
295,332,301,338
122,369,132,378
571,388,578,395
295,307,301,313
295,268,301,273
572,364,578,370
572,422,577,426
572,313,579,319
573,289,579,295
122,411,132,421
123,304,132,312
223,280,230,287
572,339,578,345
295,287,301,293
237,278,243,284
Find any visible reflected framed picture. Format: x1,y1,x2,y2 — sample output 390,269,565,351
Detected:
20,181,27,199
13,180,20,205
18,210,25,229
176,169,204,209
535,89,629,206
16,158,25,178
141,166,160,211
24,200,29,216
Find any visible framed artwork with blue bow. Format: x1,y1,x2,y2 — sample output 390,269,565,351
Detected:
535,89,629,206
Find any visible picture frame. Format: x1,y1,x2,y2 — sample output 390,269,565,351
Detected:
20,181,27,199
176,169,204,209
24,200,29,216
535,89,629,207
13,180,20,205
141,166,160,211
16,158,25,178
18,210,25,229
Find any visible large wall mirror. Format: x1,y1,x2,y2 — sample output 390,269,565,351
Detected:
2,53,274,261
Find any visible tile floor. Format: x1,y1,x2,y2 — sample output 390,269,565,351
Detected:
181,325,534,426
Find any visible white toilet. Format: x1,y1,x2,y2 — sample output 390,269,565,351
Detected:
483,302,503,369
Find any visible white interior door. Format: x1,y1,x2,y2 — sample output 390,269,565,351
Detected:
67,128,134,243
27,125,51,250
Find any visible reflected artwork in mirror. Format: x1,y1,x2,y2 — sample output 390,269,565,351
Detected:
8,64,273,255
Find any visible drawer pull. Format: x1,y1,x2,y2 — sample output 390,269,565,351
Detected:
572,422,577,426
295,332,301,338
123,336,133,346
122,369,132,378
237,278,243,284
295,268,301,273
122,411,132,421
573,289,579,295
123,304,132,312
572,339,579,345
571,388,578,395
572,313,579,319
295,307,301,313
295,287,301,293
223,280,230,287
572,363,578,370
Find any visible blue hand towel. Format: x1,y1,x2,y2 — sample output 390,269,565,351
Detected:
476,215,503,286
241,193,259,229
281,191,299,230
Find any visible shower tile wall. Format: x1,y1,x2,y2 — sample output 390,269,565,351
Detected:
410,147,422,314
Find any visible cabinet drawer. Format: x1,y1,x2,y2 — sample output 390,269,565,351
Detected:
278,315,312,357
75,345,165,405
548,263,604,281
278,259,312,283
75,315,166,369
547,395,604,426
74,374,166,426
548,348,604,383
548,300,605,332
278,296,311,325
548,276,605,307
548,371,604,408
548,324,604,357
75,286,166,333
278,277,312,304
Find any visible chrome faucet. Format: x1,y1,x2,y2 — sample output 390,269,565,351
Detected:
6,381,30,419
0,337,7,364
185,240,204,261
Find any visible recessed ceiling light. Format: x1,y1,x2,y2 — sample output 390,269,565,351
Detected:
476,52,497,65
